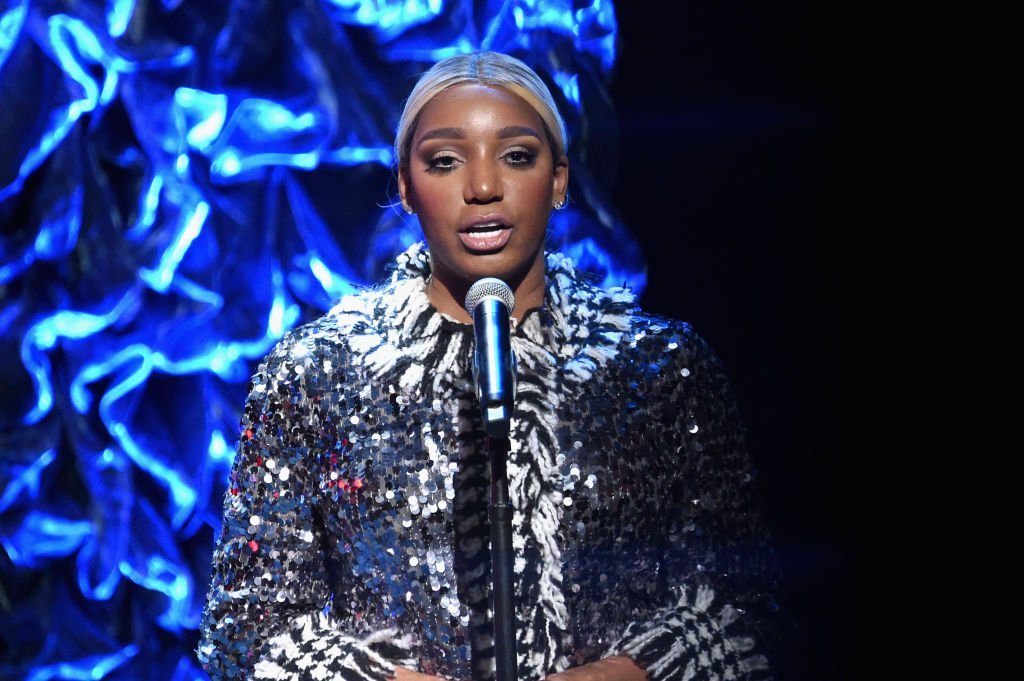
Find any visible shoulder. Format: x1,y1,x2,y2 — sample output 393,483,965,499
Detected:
627,312,712,362
251,282,386,377
614,310,736,393
244,312,347,404
252,265,433,389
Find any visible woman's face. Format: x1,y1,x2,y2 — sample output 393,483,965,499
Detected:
399,83,568,303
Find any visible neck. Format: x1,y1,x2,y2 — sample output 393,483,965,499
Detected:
426,256,546,324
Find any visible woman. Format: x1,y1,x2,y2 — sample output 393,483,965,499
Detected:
198,51,786,681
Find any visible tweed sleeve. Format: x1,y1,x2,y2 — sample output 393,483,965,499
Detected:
197,334,417,680
606,327,787,681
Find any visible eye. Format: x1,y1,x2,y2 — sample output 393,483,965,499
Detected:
426,152,460,174
503,148,536,167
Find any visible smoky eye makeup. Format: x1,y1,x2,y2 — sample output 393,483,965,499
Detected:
418,138,543,174
424,150,462,174
502,146,538,168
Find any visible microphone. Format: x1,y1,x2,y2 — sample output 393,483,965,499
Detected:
464,278,516,437
466,278,519,681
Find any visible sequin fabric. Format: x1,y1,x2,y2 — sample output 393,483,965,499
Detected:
198,243,784,681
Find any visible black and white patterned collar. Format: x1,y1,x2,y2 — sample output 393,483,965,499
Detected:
365,241,637,382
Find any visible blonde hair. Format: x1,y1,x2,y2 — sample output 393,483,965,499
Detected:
395,51,568,169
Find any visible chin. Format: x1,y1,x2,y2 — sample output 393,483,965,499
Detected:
457,252,534,286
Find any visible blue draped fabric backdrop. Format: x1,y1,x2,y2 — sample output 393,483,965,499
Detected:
0,1,642,678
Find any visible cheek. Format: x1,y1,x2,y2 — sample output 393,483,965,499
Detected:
410,179,452,212
510,173,555,212
410,169,554,220
411,187,459,256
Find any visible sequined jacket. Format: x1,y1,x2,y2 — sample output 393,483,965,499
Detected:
198,243,785,681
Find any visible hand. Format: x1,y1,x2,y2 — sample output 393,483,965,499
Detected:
391,666,447,681
545,656,647,681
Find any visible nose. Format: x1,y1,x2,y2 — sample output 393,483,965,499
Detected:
463,158,503,204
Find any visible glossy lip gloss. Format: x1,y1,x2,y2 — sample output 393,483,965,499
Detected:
459,213,513,252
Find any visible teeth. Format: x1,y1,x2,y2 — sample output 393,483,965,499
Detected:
468,222,503,232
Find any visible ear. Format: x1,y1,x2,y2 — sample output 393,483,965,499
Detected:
552,154,569,206
398,166,412,213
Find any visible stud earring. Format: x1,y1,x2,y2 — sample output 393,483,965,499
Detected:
403,204,415,215
554,197,566,210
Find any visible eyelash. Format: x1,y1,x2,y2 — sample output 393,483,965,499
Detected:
504,148,536,168
424,148,537,175
426,153,460,174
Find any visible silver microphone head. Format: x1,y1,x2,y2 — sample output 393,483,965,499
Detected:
464,278,515,317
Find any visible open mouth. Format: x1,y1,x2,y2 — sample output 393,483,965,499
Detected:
459,219,512,252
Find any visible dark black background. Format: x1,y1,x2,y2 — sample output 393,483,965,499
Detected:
608,4,851,680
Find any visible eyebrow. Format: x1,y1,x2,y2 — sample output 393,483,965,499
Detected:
416,126,543,146
497,126,543,140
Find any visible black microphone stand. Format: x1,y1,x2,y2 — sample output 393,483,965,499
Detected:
486,432,516,681
466,280,518,681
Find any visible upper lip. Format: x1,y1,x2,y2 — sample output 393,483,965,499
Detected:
460,213,512,232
